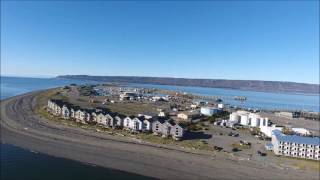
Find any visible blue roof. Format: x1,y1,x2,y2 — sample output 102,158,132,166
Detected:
273,130,320,146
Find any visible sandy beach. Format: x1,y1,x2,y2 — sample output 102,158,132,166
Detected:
1,91,319,180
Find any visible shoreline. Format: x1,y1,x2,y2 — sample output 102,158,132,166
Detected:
1,91,319,180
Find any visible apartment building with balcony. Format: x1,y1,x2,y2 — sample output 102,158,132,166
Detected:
271,130,320,160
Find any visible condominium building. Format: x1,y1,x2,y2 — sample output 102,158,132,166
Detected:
271,130,320,160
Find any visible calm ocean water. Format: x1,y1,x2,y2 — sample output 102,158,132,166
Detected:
0,76,154,180
129,83,319,112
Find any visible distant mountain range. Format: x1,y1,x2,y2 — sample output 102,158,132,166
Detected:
57,75,320,94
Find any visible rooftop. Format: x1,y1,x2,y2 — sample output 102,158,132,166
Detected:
273,130,320,146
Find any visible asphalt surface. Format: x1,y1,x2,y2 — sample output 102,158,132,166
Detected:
1,91,318,180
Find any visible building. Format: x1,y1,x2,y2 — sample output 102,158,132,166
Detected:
130,117,143,131
123,116,133,129
96,112,108,126
177,111,200,121
158,111,167,117
200,107,221,116
61,105,70,119
271,130,320,160
114,115,125,127
142,118,153,132
177,113,188,120
152,119,185,140
260,125,284,138
292,128,311,136
47,99,186,140
218,104,224,109
119,92,137,101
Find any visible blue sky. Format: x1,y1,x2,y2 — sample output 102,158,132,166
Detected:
1,1,319,84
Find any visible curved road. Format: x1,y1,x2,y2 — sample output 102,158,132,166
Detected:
1,91,318,180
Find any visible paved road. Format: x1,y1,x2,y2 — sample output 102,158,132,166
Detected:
1,91,318,180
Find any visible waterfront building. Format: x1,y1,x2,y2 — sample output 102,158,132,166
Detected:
114,115,125,127
130,117,143,131
61,105,70,119
200,107,221,116
96,113,108,126
271,130,320,160
47,99,185,140
142,118,153,132
123,116,133,129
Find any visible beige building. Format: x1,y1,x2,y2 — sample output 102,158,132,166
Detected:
177,113,189,120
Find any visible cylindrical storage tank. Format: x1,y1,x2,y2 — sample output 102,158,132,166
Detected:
230,113,240,122
240,115,249,126
250,118,260,127
265,118,269,127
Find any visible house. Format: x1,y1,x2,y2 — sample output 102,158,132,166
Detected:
91,112,98,122
123,116,135,129
75,109,87,124
177,113,188,120
61,105,70,119
114,115,125,128
96,113,108,126
152,119,185,140
162,120,174,137
85,110,95,123
142,118,153,132
108,113,124,128
177,111,200,121
105,114,114,127
171,123,185,140
47,99,66,116
70,108,76,119
130,117,143,131
152,119,163,135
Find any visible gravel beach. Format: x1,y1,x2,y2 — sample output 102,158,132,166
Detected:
1,91,319,180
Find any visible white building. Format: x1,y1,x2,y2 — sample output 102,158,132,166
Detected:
292,128,311,136
271,130,320,160
218,104,224,109
260,125,284,138
200,107,220,116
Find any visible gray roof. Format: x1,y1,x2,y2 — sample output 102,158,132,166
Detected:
273,130,320,146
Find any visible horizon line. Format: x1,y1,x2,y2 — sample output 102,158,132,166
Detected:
2,74,318,85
